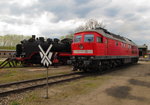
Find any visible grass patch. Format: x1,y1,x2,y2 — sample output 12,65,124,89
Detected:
24,93,38,102
0,67,71,84
0,46,15,50
10,101,20,105
19,75,111,105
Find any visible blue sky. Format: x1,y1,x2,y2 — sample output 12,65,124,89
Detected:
0,0,150,49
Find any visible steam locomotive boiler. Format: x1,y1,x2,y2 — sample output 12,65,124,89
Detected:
16,35,72,66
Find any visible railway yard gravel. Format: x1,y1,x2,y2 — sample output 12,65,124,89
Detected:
0,61,150,105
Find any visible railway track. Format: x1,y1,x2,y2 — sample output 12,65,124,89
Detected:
0,72,86,97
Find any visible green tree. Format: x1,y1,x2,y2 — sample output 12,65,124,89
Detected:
0,34,30,49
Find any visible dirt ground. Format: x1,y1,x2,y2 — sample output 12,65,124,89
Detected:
68,62,150,105
44,61,149,105
1,61,150,105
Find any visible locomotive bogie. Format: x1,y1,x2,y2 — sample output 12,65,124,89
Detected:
72,57,138,72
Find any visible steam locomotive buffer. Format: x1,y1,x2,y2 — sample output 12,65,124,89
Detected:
71,28,139,72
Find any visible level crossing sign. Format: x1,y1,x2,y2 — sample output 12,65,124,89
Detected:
38,44,53,98
38,44,53,67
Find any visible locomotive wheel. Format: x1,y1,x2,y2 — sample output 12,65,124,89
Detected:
102,61,109,71
97,61,103,72
110,60,114,68
22,61,31,67
106,61,111,70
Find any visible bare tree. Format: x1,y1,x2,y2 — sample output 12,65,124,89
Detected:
61,19,106,39
75,19,106,32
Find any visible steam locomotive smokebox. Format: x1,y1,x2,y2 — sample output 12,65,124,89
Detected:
16,44,22,57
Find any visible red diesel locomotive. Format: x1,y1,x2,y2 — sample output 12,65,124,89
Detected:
71,28,139,71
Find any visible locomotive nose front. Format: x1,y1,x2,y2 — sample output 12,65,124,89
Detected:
71,32,96,71
72,34,94,56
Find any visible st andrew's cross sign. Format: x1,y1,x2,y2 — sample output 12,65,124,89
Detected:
38,44,53,67
38,44,53,98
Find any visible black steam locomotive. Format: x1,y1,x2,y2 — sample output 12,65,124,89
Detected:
16,35,72,66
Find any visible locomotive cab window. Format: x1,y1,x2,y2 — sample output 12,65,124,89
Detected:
84,34,94,42
97,37,102,43
116,41,118,46
105,39,108,43
74,35,82,43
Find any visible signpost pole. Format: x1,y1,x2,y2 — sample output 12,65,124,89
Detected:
46,67,49,99
38,44,53,99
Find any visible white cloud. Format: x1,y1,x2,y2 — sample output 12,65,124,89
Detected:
9,0,39,7
0,12,84,37
0,0,150,48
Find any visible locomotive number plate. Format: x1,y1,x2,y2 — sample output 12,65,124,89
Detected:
73,50,93,54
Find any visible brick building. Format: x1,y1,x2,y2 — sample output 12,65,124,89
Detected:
0,49,16,58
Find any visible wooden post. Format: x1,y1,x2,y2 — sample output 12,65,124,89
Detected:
45,67,49,99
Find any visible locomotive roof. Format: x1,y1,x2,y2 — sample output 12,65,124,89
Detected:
76,28,137,46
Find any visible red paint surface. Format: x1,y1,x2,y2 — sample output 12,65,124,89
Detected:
72,31,139,57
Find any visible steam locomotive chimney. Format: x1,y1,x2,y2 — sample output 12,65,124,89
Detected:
54,38,60,44
32,35,36,39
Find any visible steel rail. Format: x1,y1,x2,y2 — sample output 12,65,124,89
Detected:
0,72,86,97
0,72,80,87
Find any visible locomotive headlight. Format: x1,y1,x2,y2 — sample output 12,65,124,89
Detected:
79,44,84,49
71,56,75,59
90,56,94,60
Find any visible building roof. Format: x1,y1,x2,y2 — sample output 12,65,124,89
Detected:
138,45,148,49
